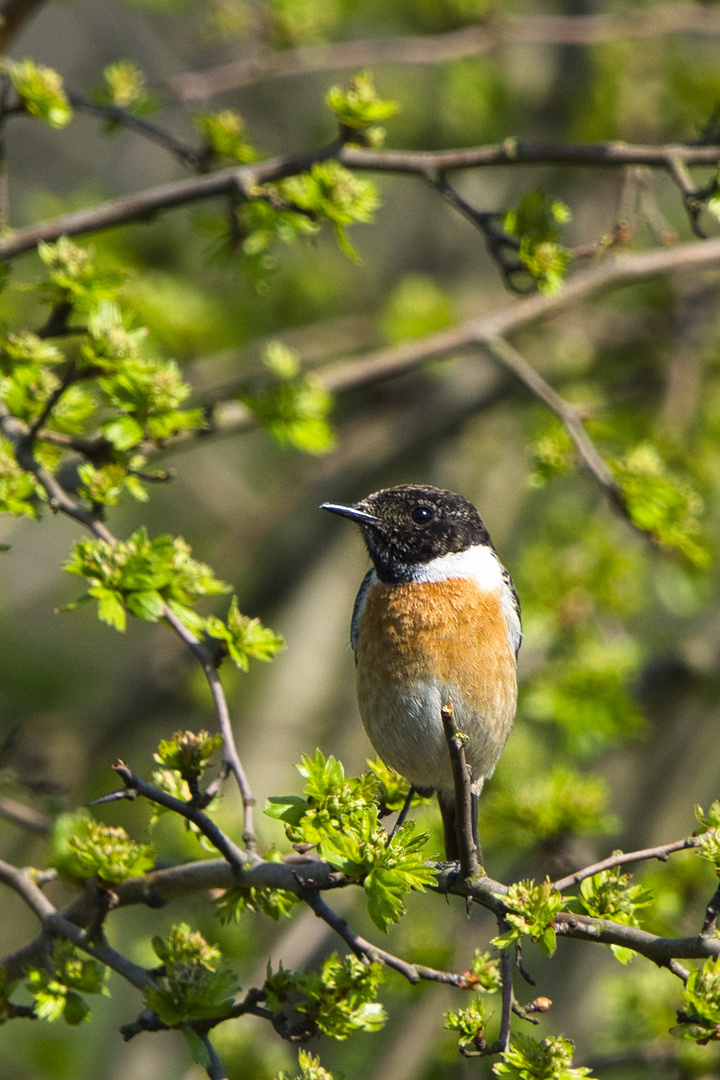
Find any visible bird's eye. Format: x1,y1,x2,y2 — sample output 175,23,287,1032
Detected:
411,504,433,525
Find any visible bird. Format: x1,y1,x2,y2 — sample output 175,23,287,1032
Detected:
320,484,521,864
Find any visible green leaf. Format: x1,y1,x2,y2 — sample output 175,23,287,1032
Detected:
493,879,566,957
8,59,72,128
181,1025,211,1067
503,189,572,294
493,1034,592,1079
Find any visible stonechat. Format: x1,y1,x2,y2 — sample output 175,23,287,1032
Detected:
321,484,521,862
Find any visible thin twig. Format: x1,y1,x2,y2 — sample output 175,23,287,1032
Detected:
552,837,699,892
477,335,627,514
304,890,470,986
0,858,154,990
111,761,250,870
0,795,52,833
67,94,202,169
160,606,257,852
440,698,480,878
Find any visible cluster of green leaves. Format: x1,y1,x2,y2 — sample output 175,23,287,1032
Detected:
493,1034,592,1080
494,880,567,958
275,1050,338,1080
503,190,572,295
194,109,257,165
150,730,224,845
62,527,227,632
0,240,207,517
51,810,155,885
444,995,488,1055
610,442,712,568
241,342,335,455
672,956,720,1044
326,71,397,146
572,868,653,964
94,60,158,116
266,750,436,931
264,953,386,1041
6,58,72,129
693,801,720,875
146,923,239,1061
24,941,109,1026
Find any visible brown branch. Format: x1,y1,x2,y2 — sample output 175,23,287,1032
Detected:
0,795,52,833
303,889,470,987
0,858,154,991
552,837,700,893
478,334,627,513
170,5,720,100
2,140,720,261
553,912,702,977
160,606,257,852
440,698,480,878
111,761,250,870
67,94,202,170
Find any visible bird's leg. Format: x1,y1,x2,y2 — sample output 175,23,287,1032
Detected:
388,785,417,842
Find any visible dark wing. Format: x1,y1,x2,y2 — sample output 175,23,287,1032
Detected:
501,566,522,660
350,568,375,659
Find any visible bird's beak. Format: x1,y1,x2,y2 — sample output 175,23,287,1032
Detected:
320,502,379,525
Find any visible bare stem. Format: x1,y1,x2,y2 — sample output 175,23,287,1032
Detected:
440,698,480,878
552,837,699,892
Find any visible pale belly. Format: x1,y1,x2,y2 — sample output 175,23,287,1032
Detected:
355,579,517,794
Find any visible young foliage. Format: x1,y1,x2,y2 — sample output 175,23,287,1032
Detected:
693,801,720,874
194,109,257,164
62,528,229,632
611,443,711,568
97,60,156,113
672,956,720,1044
493,880,567,957
154,729,223,784
146,923,239,1026
6,59,72,129
573,868,653,963
241,341,335,454
493,1034,592,1079
203,594,285,670
216,851,300,923
444,996,488,1055
326,71,397,146
264,953,386,1040
275,1050,339,1080
279,162,380,260
503,190,572,295
25,941,109,1026
265,750,436,931
51,811,155,884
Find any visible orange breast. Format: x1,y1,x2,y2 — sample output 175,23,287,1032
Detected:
355,579,517,792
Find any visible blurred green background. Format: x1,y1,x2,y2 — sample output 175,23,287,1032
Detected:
3,1,720,1077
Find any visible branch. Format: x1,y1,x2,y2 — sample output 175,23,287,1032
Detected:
303,889,470,987
440,698,480,877
111,761,250,871
67,94,202,170
553,912,702,978
0,795,52,833
170,5,720,99
0,859,154,991
2,140,720,260
552,837,700,893
478,335,627,514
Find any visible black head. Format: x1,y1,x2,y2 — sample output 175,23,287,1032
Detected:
320,484,492,583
